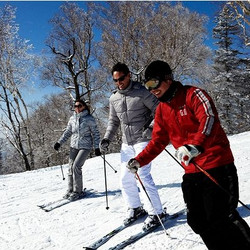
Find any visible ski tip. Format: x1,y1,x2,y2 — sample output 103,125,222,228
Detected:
83,247,96,250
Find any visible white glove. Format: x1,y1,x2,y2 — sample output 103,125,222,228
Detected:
127,158,140,173
175,145,201,166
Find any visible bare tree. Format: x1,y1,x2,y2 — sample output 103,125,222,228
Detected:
89,2,212,85
28,93,73,169
42,2,98,103
0,5,35,171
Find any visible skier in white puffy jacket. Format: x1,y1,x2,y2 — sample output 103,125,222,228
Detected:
54,99,101,201
100,62,165,229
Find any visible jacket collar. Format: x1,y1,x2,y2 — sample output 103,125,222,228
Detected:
159,81,182,103
74,109,89,118
166,81,187,108
117,80,133,94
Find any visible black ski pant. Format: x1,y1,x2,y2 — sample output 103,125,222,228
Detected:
182,163,250,250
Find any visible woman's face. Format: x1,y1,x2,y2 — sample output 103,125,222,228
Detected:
74,102,85,114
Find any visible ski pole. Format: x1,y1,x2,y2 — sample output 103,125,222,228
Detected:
164,149,184,170
60,165,65,180
164,148,250,211
192,161,250,211
100,155,117,173
103,154,109,210
57,151,65,180
135,172,169,237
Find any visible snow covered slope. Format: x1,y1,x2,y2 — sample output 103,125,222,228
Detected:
1,132,250,250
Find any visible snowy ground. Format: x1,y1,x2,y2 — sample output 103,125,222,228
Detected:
1,131,250,250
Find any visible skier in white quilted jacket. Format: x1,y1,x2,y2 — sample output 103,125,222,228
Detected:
54,99,101,201
100,62,165,229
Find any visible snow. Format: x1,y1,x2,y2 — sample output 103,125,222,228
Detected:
1,132,250,250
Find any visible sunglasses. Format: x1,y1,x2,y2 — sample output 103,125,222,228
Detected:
144,78,162,91
74,104,83,108
113,74,127,82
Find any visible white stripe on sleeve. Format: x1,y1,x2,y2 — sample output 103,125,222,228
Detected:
194,89,215,136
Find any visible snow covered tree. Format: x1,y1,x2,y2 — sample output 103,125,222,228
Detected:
89,2,212,85
0,138,3,170
87,1,213,153
0,5,35,171
211,5,250,134
226,1,249,46
27,93,73,169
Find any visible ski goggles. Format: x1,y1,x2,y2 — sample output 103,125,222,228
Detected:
144,78,162,91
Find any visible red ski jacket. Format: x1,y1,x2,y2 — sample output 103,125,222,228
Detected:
135,82,234,174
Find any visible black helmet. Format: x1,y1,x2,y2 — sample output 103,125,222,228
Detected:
145,60,172,81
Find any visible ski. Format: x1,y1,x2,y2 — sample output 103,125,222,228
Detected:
108,208,186,250
38,188,94,212
83,213,147,250
39,199,72,212
38,198,66,209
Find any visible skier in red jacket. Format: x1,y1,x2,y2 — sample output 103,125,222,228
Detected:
127,60,250,249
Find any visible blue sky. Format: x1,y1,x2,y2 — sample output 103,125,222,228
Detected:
2,1,88,53
0,1,224,103
1,1,223,53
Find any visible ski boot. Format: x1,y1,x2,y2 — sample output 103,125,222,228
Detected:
142,211,167,231
123,206,147,226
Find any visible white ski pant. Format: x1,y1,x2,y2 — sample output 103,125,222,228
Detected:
120,142,163,215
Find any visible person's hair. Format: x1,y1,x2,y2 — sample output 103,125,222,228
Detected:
75,99,90,113
145,60,173,81
111,62,130,75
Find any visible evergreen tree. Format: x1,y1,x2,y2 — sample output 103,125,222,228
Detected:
211,5,250,134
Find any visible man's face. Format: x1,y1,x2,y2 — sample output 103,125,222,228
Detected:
150,80,172,99
113,71,130,90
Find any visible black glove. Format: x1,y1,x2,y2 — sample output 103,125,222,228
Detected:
142,127,152,139
99,138,110,154
54,142,60,151
95,148,101,156
127,158,140,174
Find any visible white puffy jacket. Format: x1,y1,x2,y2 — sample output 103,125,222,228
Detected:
58,110,100,149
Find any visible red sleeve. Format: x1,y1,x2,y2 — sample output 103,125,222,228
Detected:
188,88,216,146
135,104,170,167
